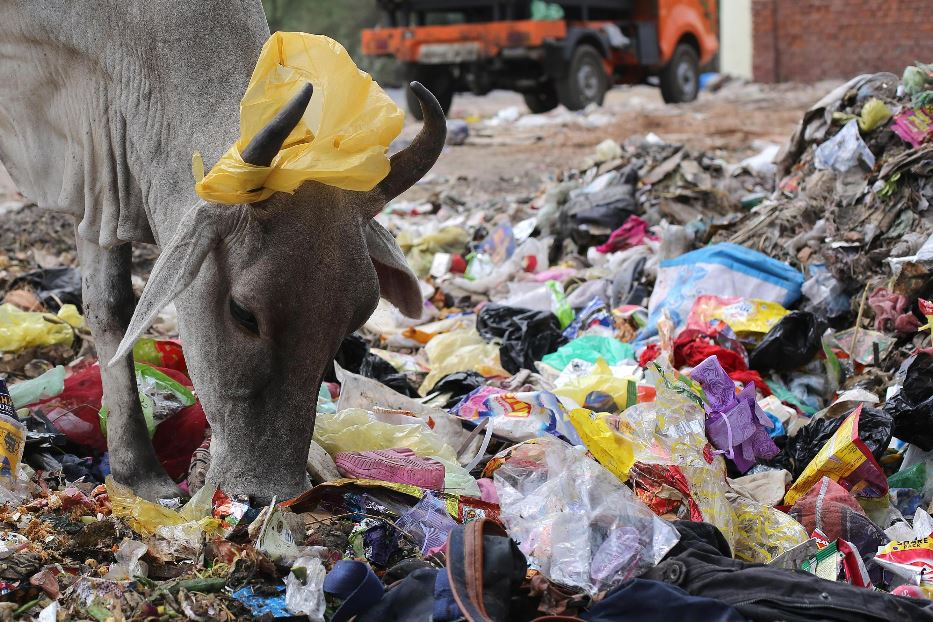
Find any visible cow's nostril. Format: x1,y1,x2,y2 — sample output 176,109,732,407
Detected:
229,298,260,335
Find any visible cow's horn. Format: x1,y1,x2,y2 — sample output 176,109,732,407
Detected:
374,81,446,205
241,82,314,167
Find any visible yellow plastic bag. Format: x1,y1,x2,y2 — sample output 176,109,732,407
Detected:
314,408,458,463
568,408,635,482
0,303,84,352
687,295,788,336
106,476,220,538
418,329,509,396
553,359,637,410
195,32,404,204
728,491,808,563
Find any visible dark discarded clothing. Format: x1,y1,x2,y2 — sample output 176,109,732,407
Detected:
583,578,748,622
642,547,933,622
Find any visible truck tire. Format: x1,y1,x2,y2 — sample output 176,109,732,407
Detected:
660,43,699,103
523,84,559,114
407,66,454,120
556,44,609,111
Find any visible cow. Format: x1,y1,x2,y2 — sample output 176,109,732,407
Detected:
0,1,444,502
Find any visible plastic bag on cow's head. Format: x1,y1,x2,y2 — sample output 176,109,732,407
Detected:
195,32,404,203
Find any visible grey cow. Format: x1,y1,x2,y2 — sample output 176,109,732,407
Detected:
0,2,444,502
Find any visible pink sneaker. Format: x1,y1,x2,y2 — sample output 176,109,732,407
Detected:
333,448,446,490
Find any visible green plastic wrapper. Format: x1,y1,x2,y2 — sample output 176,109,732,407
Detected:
888,462,926,491
546,280,574,329
541,335,635,371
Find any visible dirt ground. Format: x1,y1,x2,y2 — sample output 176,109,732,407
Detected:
0,79,839,267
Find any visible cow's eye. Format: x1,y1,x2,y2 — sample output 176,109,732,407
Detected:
229,298,259,335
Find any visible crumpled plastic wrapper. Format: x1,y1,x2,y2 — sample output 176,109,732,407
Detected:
492,436,679,595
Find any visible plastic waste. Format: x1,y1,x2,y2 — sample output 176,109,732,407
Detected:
334,448,445,491
814,119,875,172
195,32,403,203
105,476,218,538
104,538,149,580
783,405,889,505
641,243,804,341
884,353,933,451
479,389,577,443
691,355,779,474
0,378,26,486
313,409,479,496
99,363,196,439
284,556,326,620
476,304,566,374
568,408,635,482
858,98,892,132
9,267,82,311
748,311,823,372
623,363,737,547
8,366,65,409
418,329,508,396
727,490,808,563
686,295,789,336
334,363,471,451
0,303,84,352
773,403,892,479
394,491,457,555
546,280,574,328
552,358,638,412
492,436,679,595
541,334,635,371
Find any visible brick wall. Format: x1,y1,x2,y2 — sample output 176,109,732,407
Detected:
752,0,933,83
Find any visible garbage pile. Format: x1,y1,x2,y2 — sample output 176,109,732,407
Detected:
4,64,933,621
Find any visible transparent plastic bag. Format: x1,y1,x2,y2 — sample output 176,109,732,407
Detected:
285,556,326,620
106,476,219,538
727,491,808,563
622,363,737,547
493,436,679,595
195,32,404,203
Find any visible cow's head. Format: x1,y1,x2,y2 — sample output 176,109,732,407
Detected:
111,82,444,502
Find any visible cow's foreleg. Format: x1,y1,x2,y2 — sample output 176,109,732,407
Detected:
77,236,181,501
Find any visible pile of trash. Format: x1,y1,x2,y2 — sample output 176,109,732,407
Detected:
4,63,933,621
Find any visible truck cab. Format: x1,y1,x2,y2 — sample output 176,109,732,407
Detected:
362,0,719,118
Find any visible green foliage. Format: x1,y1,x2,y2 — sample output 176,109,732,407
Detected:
261,0,402,85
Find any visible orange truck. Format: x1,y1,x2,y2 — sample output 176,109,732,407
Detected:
362,0,718,118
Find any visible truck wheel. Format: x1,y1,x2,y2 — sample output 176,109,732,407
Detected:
523,85,559,114
407,66,454,120
556,44,609,111
660,43,699,103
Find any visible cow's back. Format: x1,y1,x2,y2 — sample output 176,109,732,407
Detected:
0,1,269,247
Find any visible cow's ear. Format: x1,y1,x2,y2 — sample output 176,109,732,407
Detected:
365,219,423,318
109,202,244,366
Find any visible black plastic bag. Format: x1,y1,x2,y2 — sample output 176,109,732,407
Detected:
770,404,892,479
749,311,823,372
884,353,933,451
9,267,82,311
360,353,418,398
323,333,369,382
430,371,487,408
476,304,567,374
